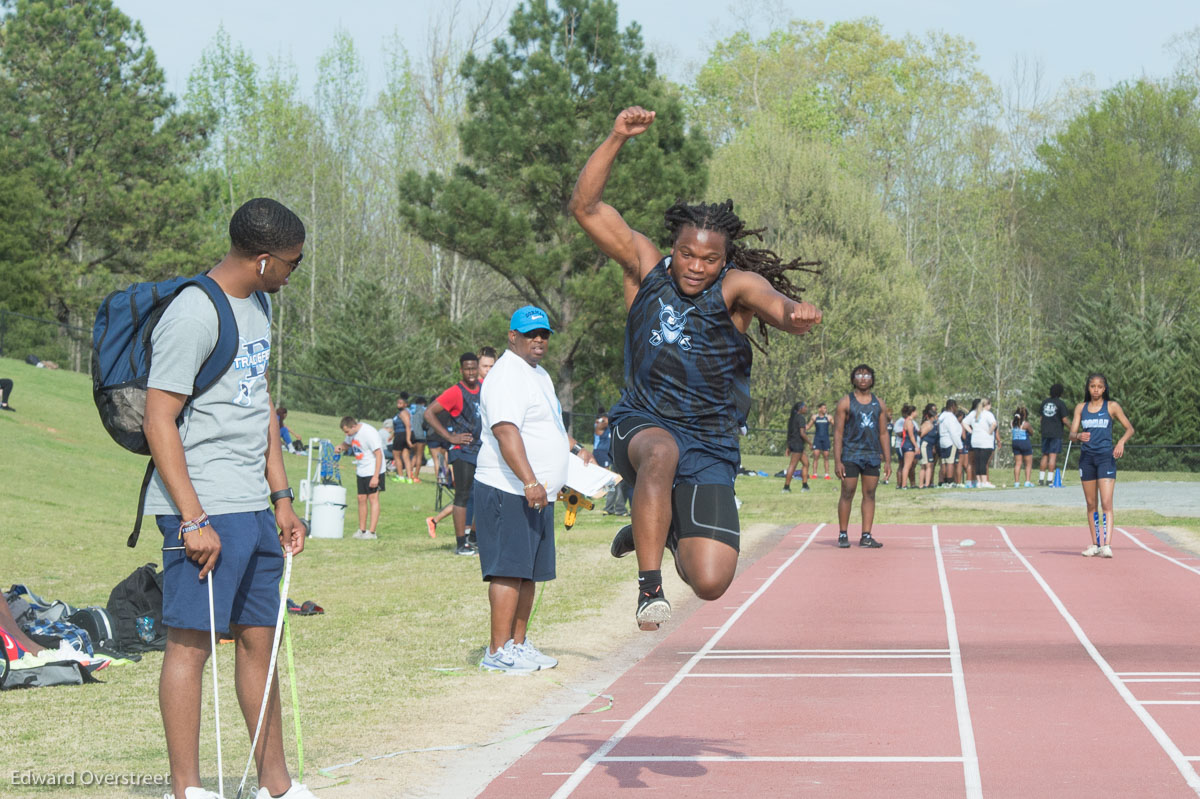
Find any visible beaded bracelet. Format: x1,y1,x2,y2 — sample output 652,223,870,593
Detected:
180,513,210,537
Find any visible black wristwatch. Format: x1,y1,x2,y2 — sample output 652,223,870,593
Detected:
270,488,294,505
570,443,584,455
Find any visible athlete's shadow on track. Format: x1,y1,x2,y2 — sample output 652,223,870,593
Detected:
547,733,742,788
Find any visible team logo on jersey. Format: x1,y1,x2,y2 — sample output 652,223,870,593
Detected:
233,336,270,407
649,299,693,350
859,412,876,430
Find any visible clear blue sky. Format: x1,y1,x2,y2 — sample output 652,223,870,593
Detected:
115,0,1195,101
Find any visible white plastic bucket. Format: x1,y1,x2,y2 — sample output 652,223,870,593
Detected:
309,484,347,539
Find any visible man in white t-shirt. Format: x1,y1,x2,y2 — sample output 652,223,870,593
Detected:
474,306,594,673
335,416,384,539
936,399,963,487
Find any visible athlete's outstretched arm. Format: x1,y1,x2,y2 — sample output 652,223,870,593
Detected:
569,106,663,281
726,270,822,335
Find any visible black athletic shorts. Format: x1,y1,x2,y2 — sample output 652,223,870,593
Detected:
842,461,880,478
356,474,382,494
451,459,476,508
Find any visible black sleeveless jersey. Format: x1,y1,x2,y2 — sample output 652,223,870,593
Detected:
610,257,752,446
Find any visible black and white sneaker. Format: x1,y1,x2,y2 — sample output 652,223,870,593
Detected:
859,533,883,548
610,524,635,558
838,532,850,548
455,544,477,556
636,585,671,631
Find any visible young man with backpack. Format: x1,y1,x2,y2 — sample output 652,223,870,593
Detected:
141,199,317,799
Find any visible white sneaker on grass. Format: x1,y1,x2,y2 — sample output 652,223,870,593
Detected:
479,642,537,674
1082,544,1101,557
1099,545,1113,558
512,638,558,670
255,781,321,799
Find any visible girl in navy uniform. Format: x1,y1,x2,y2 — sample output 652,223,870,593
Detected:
918,403,939,488
833,365,891,548
1011,406,1034,487
808,403,833,479
1069,373,1134,558
782,401,811,492
571,105,823,630
897,404,918,489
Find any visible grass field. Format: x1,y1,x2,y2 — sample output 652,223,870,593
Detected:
1,355,1197,798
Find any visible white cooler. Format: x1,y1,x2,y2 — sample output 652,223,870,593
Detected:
308,484,347,539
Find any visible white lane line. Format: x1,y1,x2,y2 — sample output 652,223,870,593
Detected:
999,525,1200,794
597,755,964,763
548,523,825,799
685,672,953,678
933,524,983,799
1119,672,1200,677
703,654,949,660
707,648,951,654
1142,701,1200,705
1118,527,1200,576
1125,679,1200,683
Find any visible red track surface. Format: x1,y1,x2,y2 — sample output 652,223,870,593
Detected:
478,523,1200,798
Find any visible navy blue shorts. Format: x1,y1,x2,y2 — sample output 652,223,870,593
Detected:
610,413,737,488
157,510,283,634
1079,450,1117,481
901,440,915,454
475,482,555,581
1041,436,1063,455
1012,440,1033,456
812,436,830,452
960,440,971,455
939,444,959,461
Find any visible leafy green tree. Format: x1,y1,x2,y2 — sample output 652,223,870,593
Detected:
1029,290,1200,470
708,113,925,434
397,0,710,409
1026,80,1200,325
0,0,209,340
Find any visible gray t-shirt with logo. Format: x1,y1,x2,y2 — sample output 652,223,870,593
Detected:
144,286,273,515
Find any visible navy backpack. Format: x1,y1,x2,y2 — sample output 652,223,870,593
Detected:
91,274,266,546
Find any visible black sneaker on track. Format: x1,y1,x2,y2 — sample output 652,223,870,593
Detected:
636,585,671,631
859,533,883,548
781,485,792,493
610,524,634,558
838,532,850,548
801,483,810,491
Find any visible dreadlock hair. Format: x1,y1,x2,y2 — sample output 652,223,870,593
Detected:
663,199,821,350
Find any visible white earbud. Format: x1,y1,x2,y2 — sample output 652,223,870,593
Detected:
259,260,266,275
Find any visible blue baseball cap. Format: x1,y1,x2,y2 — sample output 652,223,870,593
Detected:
510,305,554,334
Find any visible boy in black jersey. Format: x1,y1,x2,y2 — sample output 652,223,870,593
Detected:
833,365,891,548
570,106,823,630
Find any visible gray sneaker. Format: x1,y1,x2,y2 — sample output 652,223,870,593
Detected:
480,642,537,673
512,638,558,669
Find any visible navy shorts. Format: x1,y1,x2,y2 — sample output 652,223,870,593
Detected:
960,440,971,455
1079,450,1117,481
939,444,959,461
427,439,445,451
1041,436,1063,455
842,460,881,478
1012,440,1033,456
901,440,915,454
920,441,936,465
158,510,283,633
812,436,830,452
610,413,737,488
475,482,555,581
